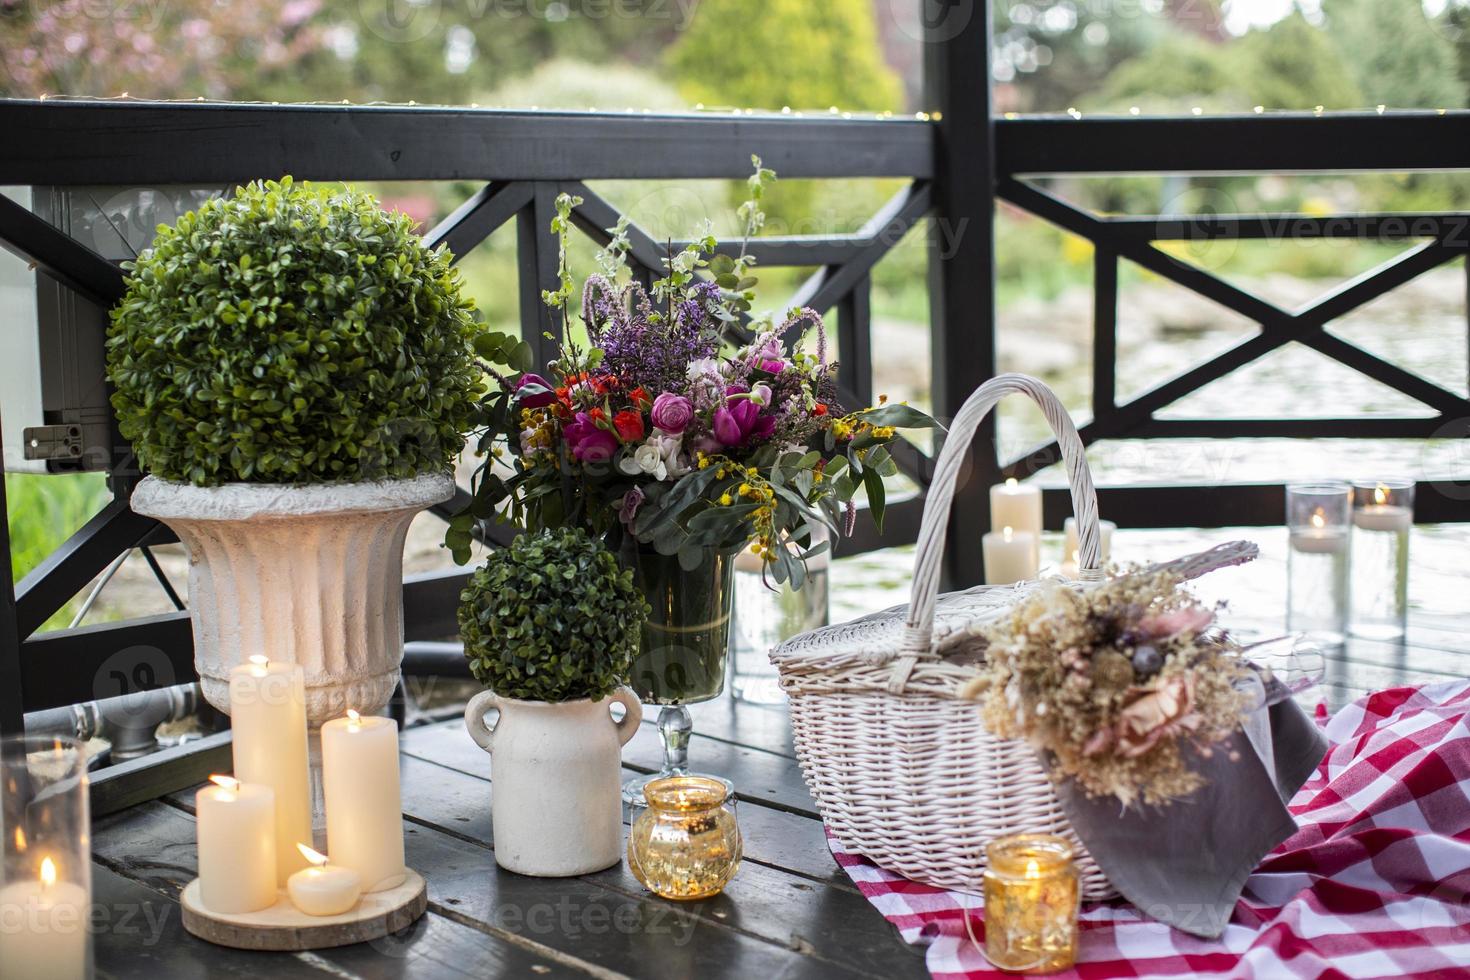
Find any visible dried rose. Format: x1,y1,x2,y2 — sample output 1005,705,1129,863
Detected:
1114,674,1201,758
1136,606,1215,642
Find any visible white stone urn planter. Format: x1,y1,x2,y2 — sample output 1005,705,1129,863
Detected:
464,688,642,876
130,472,454,723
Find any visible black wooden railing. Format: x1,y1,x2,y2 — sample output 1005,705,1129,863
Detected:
1,10,1468,759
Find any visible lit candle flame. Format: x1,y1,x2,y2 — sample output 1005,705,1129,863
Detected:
296,843,329,867
1025,858,1040,879
346,709,361,731
209,774,240,797
1311,511,1325,529
249,654,269,677
249,655,268,666
1005,477,1018,489
14,827,26,852
1374,485,1389,505
1003,526,1014,543
40,857,57,890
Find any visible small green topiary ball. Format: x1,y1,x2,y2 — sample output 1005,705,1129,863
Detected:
106,177,482,487
458,528,651,703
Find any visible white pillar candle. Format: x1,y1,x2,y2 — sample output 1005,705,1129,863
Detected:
1063,517,1115,565
229,655,313,884
0,857,89,980
195,775,278,914
991,478,1042,564
322,711,406,892
983,526,1038,585
1353,505,1411,532
287,844,362,917
1291,512,1349,554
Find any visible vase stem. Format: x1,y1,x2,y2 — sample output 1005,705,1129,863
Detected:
657,705,692,777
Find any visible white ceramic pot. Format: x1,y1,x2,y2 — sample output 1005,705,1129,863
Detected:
130,472,454,724
464,687,642,877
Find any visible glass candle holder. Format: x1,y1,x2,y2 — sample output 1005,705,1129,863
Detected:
1285,482,1351,644
982,834,1078,975
1350,480,1413,641
628,776,741,900
1,735,94,980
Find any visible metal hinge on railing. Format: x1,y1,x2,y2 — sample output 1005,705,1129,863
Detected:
22,423,83,461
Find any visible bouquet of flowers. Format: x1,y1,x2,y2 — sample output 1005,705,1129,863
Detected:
449,159,939,585
958,569,1253,807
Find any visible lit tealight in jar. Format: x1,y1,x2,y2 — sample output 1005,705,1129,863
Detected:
982,834,1079,974
627,776,741,900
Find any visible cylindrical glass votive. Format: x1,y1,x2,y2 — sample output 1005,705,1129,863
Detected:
982,833,1079,974
1351,479,1413,641
1,735,94,980
628,775,741,900
1285,482,1352,644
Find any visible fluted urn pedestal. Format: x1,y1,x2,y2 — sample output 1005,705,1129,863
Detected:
131,472,455,835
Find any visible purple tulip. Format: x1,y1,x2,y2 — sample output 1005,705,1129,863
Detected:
713,397,776,448
563,412,618,463
757,358,787,374
649,393,693,434
515,372,557,409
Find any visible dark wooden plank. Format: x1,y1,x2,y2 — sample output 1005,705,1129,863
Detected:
91,805,588,979
90,730,232,818
402,715,818,819
0,102,933,185
996,111,1470,177
140,788,895,980
396,729,843,887
385,756,922,978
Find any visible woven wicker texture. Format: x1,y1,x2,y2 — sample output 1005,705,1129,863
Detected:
775,374,1132,900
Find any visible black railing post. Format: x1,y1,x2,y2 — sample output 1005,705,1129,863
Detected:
0,416,23,736
924,0,997,589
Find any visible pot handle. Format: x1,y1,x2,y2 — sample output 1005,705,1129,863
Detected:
608,686,643,747
464,690,501,751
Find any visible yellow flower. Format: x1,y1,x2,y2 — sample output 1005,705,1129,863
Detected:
719,493,732,506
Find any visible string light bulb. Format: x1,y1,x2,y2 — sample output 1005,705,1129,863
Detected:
1376,104,1386,114
1253,105,1265,114
1191,106,1202,116
1129,106,1140,115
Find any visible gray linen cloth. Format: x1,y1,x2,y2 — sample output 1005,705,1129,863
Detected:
1050,677,1328,939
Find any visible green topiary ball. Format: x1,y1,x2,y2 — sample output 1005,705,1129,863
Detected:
106,177,482,486
458,528,650,703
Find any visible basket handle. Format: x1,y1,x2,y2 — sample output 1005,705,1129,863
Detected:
902,374,1101,657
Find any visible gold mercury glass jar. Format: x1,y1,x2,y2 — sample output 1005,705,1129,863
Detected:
981,833,1080,974
628,775,742,900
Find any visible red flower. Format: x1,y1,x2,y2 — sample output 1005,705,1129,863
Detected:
613,409,645,443
629,387,652,410
587,406,606,424
813,403,829,416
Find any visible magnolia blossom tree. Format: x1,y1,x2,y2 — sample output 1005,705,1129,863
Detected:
0,0,326,99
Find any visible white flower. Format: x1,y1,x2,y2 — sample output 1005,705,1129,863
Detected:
619,441,668,481
650,428,691,478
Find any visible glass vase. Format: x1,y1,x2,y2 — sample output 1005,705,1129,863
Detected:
729,526,829,704
1,735,94,980
1350,479,1413,641
620,544,736,807
1285,482,1351,645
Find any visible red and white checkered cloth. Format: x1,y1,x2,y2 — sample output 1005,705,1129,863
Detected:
831,681,1470,979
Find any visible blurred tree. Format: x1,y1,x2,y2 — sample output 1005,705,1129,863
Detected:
1321,0,1465,109
1097,13,1362,112
667,0,901,113
993,0,1169,112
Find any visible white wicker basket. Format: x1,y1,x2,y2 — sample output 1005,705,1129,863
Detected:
771,373,1118,899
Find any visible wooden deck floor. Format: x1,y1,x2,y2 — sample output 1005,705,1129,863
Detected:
90,527,1469,978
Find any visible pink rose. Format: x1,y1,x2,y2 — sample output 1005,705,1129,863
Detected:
563,412,618,463
650,393,693,434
